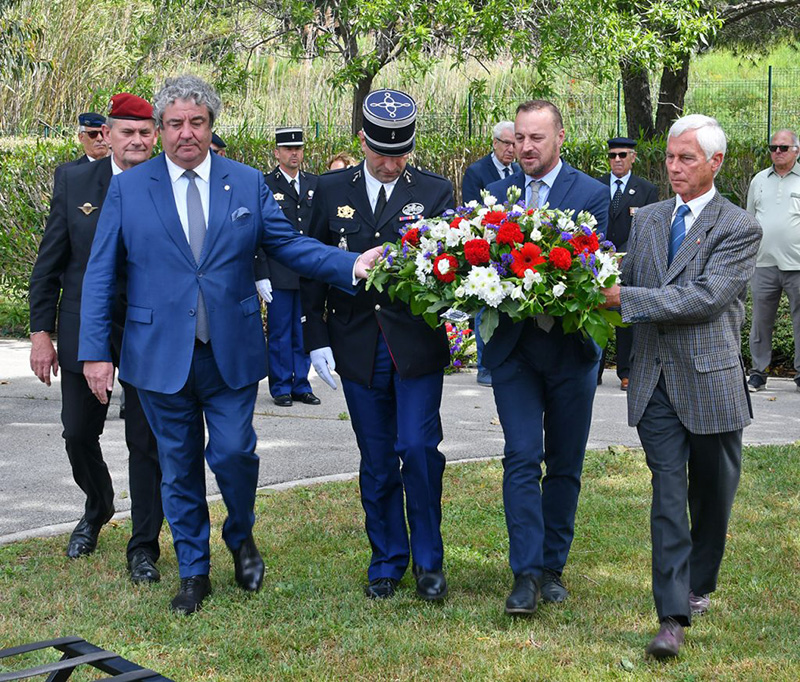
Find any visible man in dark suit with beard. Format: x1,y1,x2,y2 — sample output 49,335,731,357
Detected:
485,100,609,616
598,136,659,390
254,127,321,407
302,89,454,602
29,94,164,584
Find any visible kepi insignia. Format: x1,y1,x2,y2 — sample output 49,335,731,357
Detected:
337,205,355,219
402,202,424,217
79,202,98,215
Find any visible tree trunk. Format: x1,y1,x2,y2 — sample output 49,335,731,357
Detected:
655,55,691,137
620,60,655,140
351,73,375,136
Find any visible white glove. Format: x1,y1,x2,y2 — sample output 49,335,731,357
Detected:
310,346,337,390
256,278,273,303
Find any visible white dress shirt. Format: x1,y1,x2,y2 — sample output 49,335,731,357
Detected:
363,164,399,211
279,167,300,196
165,151,212,242
610,171,631,199
674,185,716,236
524,159,562,208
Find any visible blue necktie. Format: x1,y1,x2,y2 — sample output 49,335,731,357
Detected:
668,204,691,266
503,167,511,177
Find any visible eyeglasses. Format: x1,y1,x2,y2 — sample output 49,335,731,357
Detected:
607,152,630,159
494,138,515,147
768,144,797,153
82,130,104,139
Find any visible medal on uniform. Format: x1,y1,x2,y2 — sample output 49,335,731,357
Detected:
78,203,98,215
337,205,355,219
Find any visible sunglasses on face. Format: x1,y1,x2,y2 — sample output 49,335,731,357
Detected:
607,152,630,159
768,144,796,153
82,130,104,139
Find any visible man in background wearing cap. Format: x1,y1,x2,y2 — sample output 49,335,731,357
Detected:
254,127,320,407
29,94,163,584
303,89,454,602
53,112,109,187
79,75,381,615
598,137,659,390
210,132,227,156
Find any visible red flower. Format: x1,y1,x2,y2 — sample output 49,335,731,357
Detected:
464,238,491,265
481,210,507,226
571,233,600,254
433,253,459,283
510,243,546,277
496,222,524,246
450,217,467,229
549,246,573,270
401,228,420,247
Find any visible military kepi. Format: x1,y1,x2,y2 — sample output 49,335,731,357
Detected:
362,89,416,157
607,136,637,149
107,93,153,120
275,127,304,146
78,112,105,128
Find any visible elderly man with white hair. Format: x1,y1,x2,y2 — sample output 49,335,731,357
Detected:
602,114,762,659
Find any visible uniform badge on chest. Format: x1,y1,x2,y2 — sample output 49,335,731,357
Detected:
337,205,355,219
402,202,424,217
78,203,98,215
273,193,285,201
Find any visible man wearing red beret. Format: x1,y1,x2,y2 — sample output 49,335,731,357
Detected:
29,93,165,584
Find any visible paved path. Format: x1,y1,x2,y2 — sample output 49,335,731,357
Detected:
2,338,798,545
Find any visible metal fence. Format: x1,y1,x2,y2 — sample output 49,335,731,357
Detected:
14,67,800,143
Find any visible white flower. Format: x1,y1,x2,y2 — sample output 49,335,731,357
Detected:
510,285,525,301
435,258,453,277
465,200,479,209
482,193,497,207
427,221,450,241
553,283,567,298
529,228,542,242
414,252,432,284
594,250,620,286
522,269,543,291
455,285,466,298
419,236,438,255
557,215,575,233
462,266,507,308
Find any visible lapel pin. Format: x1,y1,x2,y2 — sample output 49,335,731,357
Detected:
78,202,98,215
224,184,230,191
628,188,636,195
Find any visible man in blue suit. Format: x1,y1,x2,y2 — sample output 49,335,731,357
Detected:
462,121,520,387
484,100,609,615
79,75,381,615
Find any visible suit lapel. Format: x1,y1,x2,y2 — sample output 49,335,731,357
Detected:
546,163,577,209
647,199,675,284
348,163,376,224
201,155,233,263
615,175,640,217
380,169,416,231
148,154,196,267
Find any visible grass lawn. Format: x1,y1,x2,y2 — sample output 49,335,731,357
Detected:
1,446,798,681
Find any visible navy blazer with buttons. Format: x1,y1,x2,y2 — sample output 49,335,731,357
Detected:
461,153,521,205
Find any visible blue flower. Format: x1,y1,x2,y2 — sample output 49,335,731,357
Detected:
581,225,593,236
560,232,573,241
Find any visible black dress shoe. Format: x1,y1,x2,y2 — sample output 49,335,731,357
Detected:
273,394,293,407
170,575,212,615
291,391,321,405
128,549,160,584
365,577,398,599
231,534,265,592
540,567,568,603
65,510,113,559
505,573,539,615
413,565,447,601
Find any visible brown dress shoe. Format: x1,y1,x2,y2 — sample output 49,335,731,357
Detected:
620,377,629,391
646,617,685,659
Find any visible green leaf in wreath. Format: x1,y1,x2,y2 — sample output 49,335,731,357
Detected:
479,307,499,342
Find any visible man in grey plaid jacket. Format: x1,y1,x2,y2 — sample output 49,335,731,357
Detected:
602,114,762,660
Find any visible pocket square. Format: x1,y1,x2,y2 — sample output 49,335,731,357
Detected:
231,207,251,221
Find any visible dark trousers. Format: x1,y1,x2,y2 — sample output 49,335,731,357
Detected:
599,313,632,381
138,342,259,578
61,369,163,560
267,288,312,397
491,319,600,577
341,334,446,582
637,375,742,625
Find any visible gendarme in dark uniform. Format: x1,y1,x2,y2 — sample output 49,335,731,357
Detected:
53,112,109,188
254,127,320,406
302,89,453,601
29,94,163,583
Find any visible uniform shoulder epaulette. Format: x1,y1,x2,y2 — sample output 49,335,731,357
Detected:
409,166,448,183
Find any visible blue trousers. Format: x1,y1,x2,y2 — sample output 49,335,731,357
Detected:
341,335,446,581
138,343,259,578
491,320,599,578
267,288,312,397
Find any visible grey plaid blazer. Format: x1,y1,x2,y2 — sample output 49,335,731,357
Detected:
619,192,762,435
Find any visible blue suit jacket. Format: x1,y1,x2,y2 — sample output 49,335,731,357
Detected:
79,153,358,394
461,153,520,205
483,161,610,368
